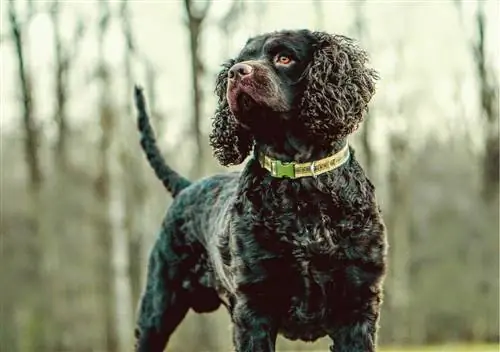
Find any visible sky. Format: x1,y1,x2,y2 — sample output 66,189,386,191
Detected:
1,0,499,154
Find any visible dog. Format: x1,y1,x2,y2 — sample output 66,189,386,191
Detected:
134,29,387,352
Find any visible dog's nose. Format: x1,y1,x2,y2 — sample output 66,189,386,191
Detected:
228,63,253,79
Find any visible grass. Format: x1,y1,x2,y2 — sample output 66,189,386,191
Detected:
381,345,499,352
276,335,499,352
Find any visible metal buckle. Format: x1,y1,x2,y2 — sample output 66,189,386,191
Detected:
271,160,295,178
310,161,317,178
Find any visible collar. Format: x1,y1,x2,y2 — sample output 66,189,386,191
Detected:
258,143,350,179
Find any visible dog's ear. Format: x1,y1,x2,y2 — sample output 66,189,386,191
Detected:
209,61,254,166
299,32,378,142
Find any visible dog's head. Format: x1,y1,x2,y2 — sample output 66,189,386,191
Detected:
210,29,378,166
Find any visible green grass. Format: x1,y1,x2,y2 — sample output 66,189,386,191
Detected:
381,345,499,352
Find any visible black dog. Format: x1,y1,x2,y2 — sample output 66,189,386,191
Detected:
134,29,387,352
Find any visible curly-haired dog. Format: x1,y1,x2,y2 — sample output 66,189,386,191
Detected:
134,29,387,352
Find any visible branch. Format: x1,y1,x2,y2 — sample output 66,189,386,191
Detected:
184,0,212,23
68,17,86,62
120,0,136,53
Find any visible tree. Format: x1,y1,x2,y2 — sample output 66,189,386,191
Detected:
49,1,84,171
93,2,119,350
384,39,413,344
454,0,499,203
472,2,499,202
8,0,41,190
452,2,499,340
183,1,219,349
119,0,151,309
352,0,375,177
184,0,212,178
470,1,498,341
7,0,50,349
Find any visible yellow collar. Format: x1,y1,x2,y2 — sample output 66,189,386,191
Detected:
258,143,350,179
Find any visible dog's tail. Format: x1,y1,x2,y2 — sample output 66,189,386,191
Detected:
134,86,191,197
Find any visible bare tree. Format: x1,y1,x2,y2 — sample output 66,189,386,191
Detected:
182,1,219,349
386,136,412,343
8,0,41,190
385,40,412,344
450,5,499,341
7,0,53,349
47,12,86,341
472,3,499,202
469,1,498,340
184,0,212,177
93,2,119,350
352,0,375,177
454,0,499,202
49,0,84,171
119,0,148,308
94,2,135,349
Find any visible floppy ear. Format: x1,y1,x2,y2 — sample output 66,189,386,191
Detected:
299,32,378,142
209,60,254,166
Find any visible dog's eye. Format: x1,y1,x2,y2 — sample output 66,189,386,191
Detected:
275,54,292,65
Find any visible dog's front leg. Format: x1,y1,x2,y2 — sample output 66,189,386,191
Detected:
232,299,278,352
328,318,378,352
327,290,381,352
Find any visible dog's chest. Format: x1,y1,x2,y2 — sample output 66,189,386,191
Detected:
229,184,361,340
261,212,342,341
279,227,340,341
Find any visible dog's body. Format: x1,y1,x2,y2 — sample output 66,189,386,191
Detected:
134,29,387,352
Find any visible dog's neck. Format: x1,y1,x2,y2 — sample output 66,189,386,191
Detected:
241,109,347,163
254,137,347,163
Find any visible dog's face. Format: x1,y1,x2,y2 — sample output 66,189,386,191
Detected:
210,29,378,166
225,30,316,123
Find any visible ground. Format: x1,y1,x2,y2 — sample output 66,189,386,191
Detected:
382,345,499,352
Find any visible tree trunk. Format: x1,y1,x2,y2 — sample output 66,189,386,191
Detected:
8,1,50,350
184,0,211,178
385,39,412,344
473,3,499,202
183,1,218,349
51,0,69,171
109,149,134,352
471,2,499,340
96,2,134,350
386,134,412,344
95,104,118,352
94,2,118,350
120,0,146,310
352,0,375,178
8,0,41,190
94,94,134,352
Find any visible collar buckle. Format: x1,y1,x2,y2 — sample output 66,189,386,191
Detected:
310,161,317,178
271,160,295,178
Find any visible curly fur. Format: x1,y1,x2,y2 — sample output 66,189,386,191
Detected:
298,34,378,144
134,29,387,352
209,60,254,166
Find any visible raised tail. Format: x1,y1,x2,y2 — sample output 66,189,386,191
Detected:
134,86,191,197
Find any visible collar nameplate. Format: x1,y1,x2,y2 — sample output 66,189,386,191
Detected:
259,143,350,179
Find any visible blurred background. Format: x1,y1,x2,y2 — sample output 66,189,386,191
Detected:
0,0,498,351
